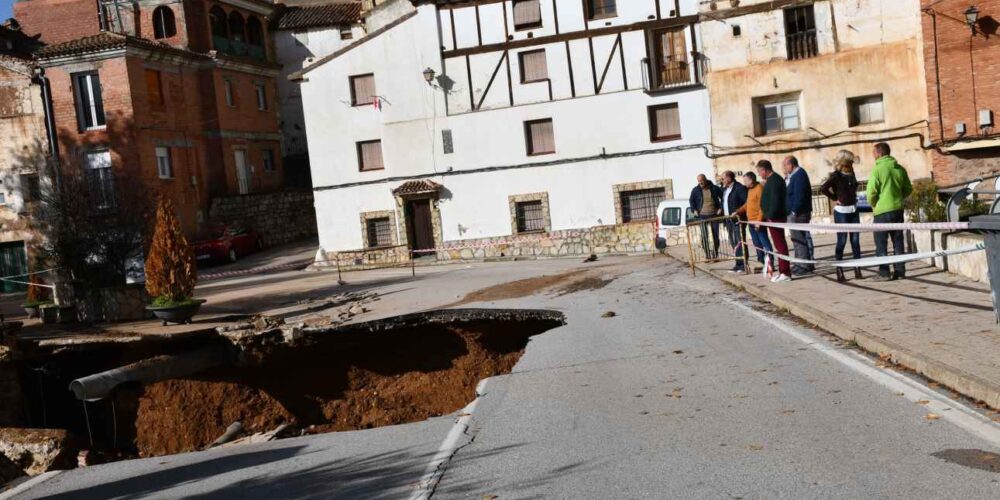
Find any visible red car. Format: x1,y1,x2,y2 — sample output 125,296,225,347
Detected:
192,225,263,264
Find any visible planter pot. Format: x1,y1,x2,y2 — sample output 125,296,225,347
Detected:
146,299,206,326
23,305,40,319
39,307,58,324
58,306,77,324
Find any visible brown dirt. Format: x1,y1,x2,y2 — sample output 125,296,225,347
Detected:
130,317,560,456
553,276,614,296
450,264,617,306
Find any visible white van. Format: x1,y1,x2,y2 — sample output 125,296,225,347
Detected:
654,200,695,251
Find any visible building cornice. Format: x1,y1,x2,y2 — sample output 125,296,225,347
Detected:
214,56,281,77
217,0,276,16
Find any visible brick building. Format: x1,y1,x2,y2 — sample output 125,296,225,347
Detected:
16,0,285,236
922,0,1000,186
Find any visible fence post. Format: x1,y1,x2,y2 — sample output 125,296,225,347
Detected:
970,215,1000,323
685,224,696,276
411,250,416,279
741,222,751,275
336,254,343,283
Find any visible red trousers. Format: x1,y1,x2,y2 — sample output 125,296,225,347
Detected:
766,218,791,276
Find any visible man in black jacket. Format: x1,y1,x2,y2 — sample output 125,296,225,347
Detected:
689,174,723,259
721,170,748,272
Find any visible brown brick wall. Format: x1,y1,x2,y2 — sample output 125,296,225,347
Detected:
922,0,1000,186
14,0,101,44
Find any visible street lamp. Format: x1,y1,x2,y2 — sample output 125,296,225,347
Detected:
422,67,436,85
965,5,980,33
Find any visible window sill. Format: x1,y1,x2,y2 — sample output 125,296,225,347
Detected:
643,83,703,96
514,23,543,31
849,120,886,128
521,78,549,84
651,135,682,143
81,126,107,133
516,229,547,235
587,13,618,21
527,151,555,157
359,167,385,172
754,129,802,139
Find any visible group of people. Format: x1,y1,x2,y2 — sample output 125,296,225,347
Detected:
688,142,913,283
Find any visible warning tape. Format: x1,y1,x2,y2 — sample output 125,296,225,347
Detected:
742,241,985,268
0,268,59,289
743,220,970,233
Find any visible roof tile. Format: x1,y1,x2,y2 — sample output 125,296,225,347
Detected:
277,3,363,30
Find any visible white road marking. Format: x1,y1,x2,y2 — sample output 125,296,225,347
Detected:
724,297,1000,447
0,471,62,500
411,378,489,500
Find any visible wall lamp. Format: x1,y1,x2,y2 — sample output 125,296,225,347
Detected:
965,5,980,34
422,67,436,85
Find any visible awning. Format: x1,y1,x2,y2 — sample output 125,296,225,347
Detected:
943,138,1000,152
392,180,442,196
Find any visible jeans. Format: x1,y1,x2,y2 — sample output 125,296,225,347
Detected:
787,212,814,274
833,211,861,261
747,224,773,264
697,216,720,259
724,218,744,269
765,218,792,276
873,209,906,277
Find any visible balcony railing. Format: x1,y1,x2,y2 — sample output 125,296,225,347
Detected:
212,36,267,61
641,55,701,93
786,31,818,61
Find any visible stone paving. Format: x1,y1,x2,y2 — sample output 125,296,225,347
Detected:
669,231,1000,409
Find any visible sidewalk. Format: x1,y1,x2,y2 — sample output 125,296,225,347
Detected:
668,232,1000,410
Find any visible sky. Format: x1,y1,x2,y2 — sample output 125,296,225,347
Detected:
1,0,12,22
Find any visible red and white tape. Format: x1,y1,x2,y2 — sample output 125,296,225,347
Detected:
740,220,970,233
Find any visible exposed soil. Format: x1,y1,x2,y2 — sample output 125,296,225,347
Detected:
128,313,563,457
451,264,617,306
554,276,615,296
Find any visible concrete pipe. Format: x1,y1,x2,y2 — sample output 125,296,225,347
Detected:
68,347,232,401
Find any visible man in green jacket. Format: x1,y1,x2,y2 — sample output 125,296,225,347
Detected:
866,142,913,281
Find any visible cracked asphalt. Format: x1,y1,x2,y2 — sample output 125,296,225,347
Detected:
10,256,1000,499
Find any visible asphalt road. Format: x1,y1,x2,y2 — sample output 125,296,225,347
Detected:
8,257,1000,499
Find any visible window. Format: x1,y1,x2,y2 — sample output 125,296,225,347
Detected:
513,0,542,30
650,28,689,88
755,94,801,135
515,200,545,233
209,6,228,49
0,193,6,205
366,217,393,248
72,72,105,131
357,140,384,171
146,69,163,105
620,188,665,223
255,83,267,110
442,129,454,154
524,119,555,156
155,146,172,179
224,79,235,107
340,26,353,40
152,6,176,39
350,74,376,106
228,12,245,43
784,5,817,60
648,103,681,142
21,174,40,202
586,0,616,20
848,94,885,126
262,149,275,172
85,149,115,210
519,49,548,83
661,206,682,226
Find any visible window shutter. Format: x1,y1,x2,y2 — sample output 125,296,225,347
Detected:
359,140,383,170
513,0,542,29
652,104,680,140
527,119,554,155
520,50,548,82
351,75,376,105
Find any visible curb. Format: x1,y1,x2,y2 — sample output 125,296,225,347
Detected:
687,259,1000,411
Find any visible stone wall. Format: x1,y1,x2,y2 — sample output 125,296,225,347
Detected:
209,190,318,247
912,231,989,284
77,284,152,323
319,220,682,270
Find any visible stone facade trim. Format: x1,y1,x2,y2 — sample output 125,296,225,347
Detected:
359,209,398,249
508,192,551,235
611,179,674,225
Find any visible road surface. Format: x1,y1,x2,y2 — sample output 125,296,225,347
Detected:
7,257,1000,499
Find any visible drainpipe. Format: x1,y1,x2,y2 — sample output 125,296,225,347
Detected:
34,67,62,193
69,346,232,401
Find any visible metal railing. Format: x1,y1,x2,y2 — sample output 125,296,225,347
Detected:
641,56,702,92
938,173,1000,222
685,215,746,275
786,31,818,60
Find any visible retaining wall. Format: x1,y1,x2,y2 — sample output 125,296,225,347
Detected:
912,231,989,284
209,190,318,247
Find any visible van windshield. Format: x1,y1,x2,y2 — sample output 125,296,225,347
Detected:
661,207,682,226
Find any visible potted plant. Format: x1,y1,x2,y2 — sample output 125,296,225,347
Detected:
22,274,52,319
39,303,59,324
144,198,203,325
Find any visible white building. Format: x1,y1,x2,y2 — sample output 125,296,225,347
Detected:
295,0,714,265
273,0,365,186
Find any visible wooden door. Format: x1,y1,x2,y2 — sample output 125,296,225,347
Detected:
407,199,435,253
0,241,27,293
234,150,250,195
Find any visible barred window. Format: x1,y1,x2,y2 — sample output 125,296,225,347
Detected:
513,0,542,30
621,188,664,223
350,74,376,106
515,200,545,233
525,119,555,156
366,217,393,248
519,49,548,83
587,0,616,20
357,140,384,171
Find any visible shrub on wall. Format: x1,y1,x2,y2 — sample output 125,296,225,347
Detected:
144,197,197,306
906,179,947,222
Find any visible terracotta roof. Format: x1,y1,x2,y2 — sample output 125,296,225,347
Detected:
276,3,362,30
33,32,209,60
393,180,442,196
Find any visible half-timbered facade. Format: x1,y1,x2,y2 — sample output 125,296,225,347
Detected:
297,0,713,265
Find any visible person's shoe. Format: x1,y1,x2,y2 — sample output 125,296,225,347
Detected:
891,271,906,281
771,274,792,283
871,274,892,283
836,268,846,283
854,268,863,280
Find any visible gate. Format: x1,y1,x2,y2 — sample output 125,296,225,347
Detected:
0,241,28,292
